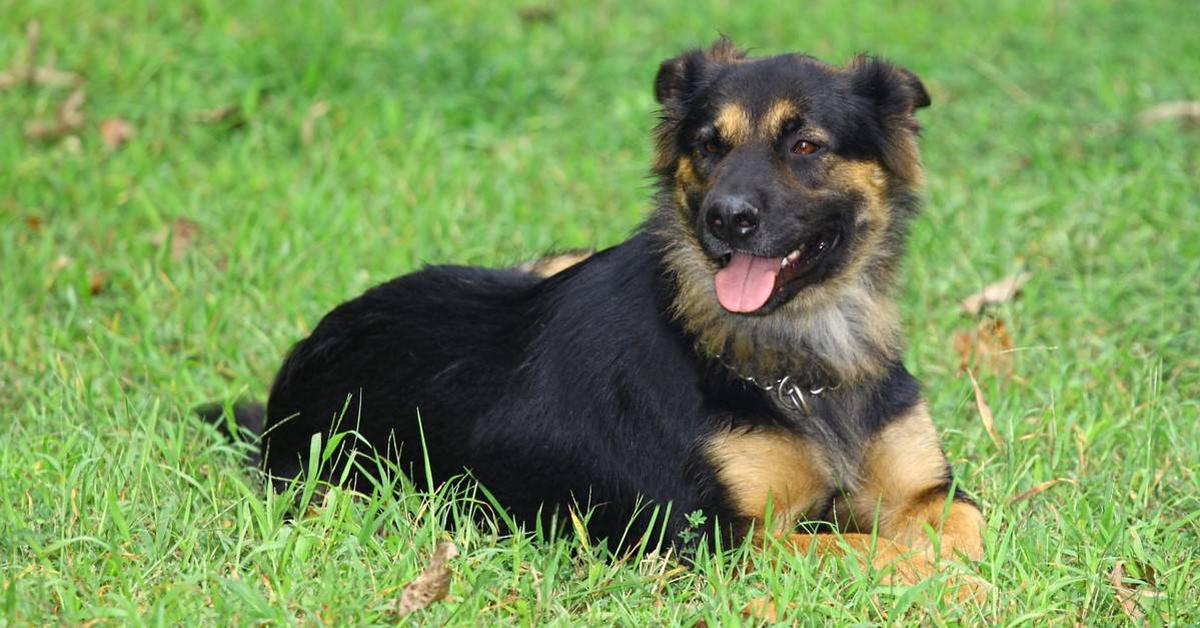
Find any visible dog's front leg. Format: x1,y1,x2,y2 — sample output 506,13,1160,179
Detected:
845,400,984,562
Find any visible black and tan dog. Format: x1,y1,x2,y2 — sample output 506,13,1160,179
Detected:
202,39,983,583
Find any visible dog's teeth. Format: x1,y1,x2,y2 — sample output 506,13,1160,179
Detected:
784,249,801,265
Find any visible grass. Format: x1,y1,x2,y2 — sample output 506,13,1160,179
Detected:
2,0,1198,623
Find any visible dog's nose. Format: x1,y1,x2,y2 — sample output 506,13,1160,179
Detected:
705,196,759,244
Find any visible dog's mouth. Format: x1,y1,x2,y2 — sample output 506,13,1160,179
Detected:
712,229,841,313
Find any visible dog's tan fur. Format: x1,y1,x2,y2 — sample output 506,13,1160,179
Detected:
706,428,832,535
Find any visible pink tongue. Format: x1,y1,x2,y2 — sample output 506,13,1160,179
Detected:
714,253,782,313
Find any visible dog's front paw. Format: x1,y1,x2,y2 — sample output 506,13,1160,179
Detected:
876,550,992,604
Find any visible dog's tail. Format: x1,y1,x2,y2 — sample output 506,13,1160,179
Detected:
194,401,266,467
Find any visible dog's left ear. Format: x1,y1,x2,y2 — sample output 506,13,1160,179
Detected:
847,55,931,119
847,55,930,182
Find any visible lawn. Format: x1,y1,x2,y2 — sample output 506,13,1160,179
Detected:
2,0,1198,624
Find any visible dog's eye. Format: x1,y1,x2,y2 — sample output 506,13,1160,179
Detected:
791,139,821,156
701,140,722,156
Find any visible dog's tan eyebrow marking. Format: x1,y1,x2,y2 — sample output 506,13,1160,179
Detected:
715,103,752,145
760,99,800,138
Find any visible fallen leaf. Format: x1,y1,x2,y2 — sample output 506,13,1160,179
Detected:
1135,560,1159,590
49,255,72,272
1008,478,1072,505
300,100,330,146
150,218,200,260
24,88,86,142
393,541,458,616
953,317,1014,376
961,272,1031,316
99,118,134,149
1108,561,1146,622
88,270,108,295
169,219,198,259
59,89,87,127
0,21,83,91
23,119,64,141
29,66,83,88
1137,101,1200,126
966,369,1004,450
197,104,246,129
740,596,778,622
260,572,275,601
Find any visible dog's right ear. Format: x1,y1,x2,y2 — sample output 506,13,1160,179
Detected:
654,37,745,105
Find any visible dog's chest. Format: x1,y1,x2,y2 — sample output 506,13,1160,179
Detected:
703,418,863,533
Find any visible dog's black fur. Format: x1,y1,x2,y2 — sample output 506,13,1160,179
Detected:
200,40,983,562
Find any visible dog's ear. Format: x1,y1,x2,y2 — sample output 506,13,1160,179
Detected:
847,55,931,118
847,55,930,183
654,37,745,105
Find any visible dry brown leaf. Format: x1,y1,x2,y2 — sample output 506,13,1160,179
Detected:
1108,561,1146,622
59,89,86,127
198,105,235,121
1137,101,1200,126
966,369,1004,450
0,69,81,90
23,119,65,141
49,256,72,272
197,105,245,128
99,118,134,149
1008,478,1072,505
953,317,1014,377
151,218,200,260
169,218,199,260
394,541,458,616
88,270,108,295
24,88,86,141
29,66,83,87
0,21,83,91
740,596,778,622
300,100,330,146
961,272,1031,315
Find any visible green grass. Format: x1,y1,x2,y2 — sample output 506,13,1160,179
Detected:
2,0,1198,624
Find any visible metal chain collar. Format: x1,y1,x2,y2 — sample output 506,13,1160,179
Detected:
714,354,838,416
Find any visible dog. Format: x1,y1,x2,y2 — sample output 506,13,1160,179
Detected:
200,38,984,583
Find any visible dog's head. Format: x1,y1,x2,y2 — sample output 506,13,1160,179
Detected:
650,39,929,381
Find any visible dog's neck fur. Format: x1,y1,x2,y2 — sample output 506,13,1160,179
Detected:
646,195,906,389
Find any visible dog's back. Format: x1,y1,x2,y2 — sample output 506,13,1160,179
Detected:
251,235,727,544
